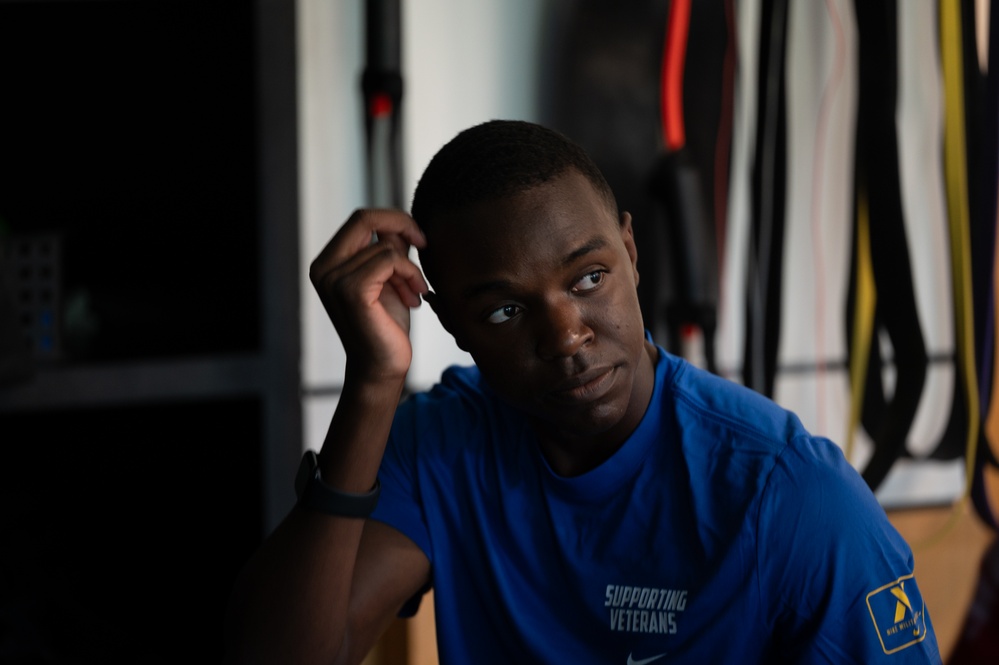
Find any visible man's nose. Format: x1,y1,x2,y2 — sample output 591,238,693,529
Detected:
535,298,593,360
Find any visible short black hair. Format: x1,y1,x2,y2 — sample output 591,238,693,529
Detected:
410,120,617,234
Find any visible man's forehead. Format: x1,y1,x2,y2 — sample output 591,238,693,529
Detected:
435,172,615,232
419,169,620,283
431,223,618,297
428,166,612,222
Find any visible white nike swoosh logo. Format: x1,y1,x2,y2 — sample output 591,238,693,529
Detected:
627,653,667,665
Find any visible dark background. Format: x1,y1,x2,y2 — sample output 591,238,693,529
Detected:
0,1,284,662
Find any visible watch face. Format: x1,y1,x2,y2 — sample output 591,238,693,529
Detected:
294,450,318,499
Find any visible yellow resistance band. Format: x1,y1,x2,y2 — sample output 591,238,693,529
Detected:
941,0,981,506
846,189,876,466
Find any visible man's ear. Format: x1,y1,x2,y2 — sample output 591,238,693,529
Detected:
424,291,468,351
619,211,639,287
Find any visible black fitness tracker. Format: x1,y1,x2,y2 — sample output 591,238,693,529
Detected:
295,449,380,517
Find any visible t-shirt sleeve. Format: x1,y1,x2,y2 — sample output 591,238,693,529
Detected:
757,436,942,663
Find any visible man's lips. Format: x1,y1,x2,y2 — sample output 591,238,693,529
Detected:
549,366,617,403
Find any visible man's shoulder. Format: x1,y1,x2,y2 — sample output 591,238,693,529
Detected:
660,353,810,453
407,363,494,410
395,363,521,437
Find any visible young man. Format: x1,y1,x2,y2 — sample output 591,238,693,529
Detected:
225,120,941,663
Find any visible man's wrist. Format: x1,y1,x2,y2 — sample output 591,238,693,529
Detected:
295,450,381,518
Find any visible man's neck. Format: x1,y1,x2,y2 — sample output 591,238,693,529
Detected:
535,341,658,478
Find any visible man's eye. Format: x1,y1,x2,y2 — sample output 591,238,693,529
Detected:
573,270,605,292
486,304,522,324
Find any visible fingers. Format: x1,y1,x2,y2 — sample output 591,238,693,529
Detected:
310,210,428,301
388,271,425,309
313,240,426,307
306,210,429,381
356,243,427,308
309,210,430,327
314,209,426,270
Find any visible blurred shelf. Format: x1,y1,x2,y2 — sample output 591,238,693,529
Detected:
0,354,270,412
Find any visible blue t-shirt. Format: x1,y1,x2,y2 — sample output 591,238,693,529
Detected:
371,346,941,663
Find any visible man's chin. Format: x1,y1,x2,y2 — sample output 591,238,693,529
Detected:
531,401,629,442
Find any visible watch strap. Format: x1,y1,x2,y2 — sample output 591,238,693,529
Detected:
295,450,380,518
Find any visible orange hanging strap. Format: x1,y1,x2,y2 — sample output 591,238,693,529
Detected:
661,0,691,152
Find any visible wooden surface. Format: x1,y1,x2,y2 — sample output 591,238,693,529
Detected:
364,593,436,665
886,471,999,661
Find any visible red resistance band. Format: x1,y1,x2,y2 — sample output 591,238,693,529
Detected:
661,0,692,152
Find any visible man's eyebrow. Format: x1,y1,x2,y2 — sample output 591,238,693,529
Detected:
462,236,610,299
463,279,514,300
562,236,609,266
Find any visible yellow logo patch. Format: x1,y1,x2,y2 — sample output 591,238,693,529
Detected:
866,574,927,654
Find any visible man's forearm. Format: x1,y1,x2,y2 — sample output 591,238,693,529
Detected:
223,375,406,664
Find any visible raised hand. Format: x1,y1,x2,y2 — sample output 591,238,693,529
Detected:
309,209,429,383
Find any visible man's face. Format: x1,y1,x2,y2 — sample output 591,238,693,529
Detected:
425,170,656,471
